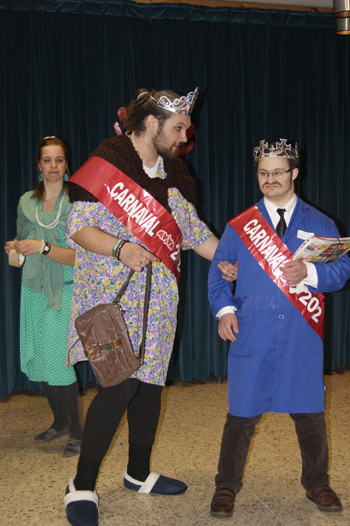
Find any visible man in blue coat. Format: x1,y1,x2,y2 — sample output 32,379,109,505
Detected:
208,139,350,518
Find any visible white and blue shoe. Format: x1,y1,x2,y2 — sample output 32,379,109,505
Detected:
124,471,187,495
64,477,99,526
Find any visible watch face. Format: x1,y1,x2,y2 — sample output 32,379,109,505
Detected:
44,245,49,252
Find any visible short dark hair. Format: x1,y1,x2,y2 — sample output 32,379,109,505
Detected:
32,136,71,201
256,157,298,171
121,89,181,135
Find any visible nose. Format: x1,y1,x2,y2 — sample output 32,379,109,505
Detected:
266,172,275,183
51,159,57,168
180,129,187,143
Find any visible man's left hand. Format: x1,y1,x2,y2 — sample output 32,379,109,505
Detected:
280,260,308,286
218,261,238,282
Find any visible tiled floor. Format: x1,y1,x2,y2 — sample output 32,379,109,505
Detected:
1,372,349,526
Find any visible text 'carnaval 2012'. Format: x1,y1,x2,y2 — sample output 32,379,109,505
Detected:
109,182,160,237
243,219,290,271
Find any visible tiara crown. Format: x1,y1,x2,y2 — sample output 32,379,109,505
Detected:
151,88,199,115
254,139,299,162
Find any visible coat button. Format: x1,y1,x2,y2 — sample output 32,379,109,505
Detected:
279,314,284,319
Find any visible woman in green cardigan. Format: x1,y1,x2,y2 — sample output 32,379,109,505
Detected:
5,136,82,457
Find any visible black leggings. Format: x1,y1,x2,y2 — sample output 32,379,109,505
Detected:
75,379,162,490
42,381,82,439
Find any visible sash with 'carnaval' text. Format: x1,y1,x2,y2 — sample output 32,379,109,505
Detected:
228,205,325,340
70,156,183,280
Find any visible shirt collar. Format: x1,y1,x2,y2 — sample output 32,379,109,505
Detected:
264,194,297,227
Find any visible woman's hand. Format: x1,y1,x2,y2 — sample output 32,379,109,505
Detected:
119,242,160,272
5,240,16,255
14,239,76,265
14,239,44,256
218,260,238,282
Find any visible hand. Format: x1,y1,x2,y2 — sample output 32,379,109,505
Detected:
119,242,160,272
14,239,44,256
280,260,308,286
4,240,16,255
218,260,238,282
218,313,239,342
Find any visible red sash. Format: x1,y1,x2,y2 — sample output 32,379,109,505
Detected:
70,156,183,280
228,206,325,340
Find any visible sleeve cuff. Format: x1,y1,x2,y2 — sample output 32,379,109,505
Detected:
216,306,237,319
303,261,318,288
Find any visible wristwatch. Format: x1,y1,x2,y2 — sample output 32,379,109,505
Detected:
42,242,51,256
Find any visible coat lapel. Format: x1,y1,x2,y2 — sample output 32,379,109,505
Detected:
283,197,307,245
257,196,307,245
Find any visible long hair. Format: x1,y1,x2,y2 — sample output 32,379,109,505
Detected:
32,136,71,201
121,88,180,135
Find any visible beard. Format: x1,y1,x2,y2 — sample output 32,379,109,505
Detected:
152,128,181,160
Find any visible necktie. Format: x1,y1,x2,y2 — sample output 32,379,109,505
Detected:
276,208,287,240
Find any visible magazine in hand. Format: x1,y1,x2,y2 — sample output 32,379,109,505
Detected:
293,236,350,263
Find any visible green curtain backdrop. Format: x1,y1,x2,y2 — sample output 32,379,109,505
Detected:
1,0,349,396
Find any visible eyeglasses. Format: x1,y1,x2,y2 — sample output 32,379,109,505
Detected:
257,169,293,179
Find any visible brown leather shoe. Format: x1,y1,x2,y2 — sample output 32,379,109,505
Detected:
306,485,343,512
210,487,235,518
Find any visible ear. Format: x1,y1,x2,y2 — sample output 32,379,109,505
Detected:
292,168,299,181
146,115,159,134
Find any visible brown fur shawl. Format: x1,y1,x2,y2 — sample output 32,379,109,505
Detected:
68,134,197,213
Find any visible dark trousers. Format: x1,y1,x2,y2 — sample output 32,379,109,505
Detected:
216,412,329,494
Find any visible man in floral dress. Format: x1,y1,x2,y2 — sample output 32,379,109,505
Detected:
63,88,236,526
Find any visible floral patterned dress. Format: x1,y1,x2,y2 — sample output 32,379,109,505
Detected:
65,188,212,386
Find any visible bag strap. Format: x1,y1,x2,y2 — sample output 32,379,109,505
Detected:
138,263,151,364
112,263,152,365
113,269,136,304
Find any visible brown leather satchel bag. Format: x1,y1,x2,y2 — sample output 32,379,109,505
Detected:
75,264,151,388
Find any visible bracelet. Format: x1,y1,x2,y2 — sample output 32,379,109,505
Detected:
39,239,45,254
42,242,51,256
116,240,128,261
111,239,122,258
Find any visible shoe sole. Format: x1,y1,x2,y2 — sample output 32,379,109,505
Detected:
124,485,187,496
210,510,233,518
35,426,71,443
63,449,81,457
306,493,343,512
35,433,69,443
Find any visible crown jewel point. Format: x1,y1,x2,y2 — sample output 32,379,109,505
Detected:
254,138,299,161
152,87,199,115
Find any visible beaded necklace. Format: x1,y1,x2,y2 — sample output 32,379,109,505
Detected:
35,193,65,229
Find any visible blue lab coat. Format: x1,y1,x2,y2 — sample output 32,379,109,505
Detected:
208,197,350,417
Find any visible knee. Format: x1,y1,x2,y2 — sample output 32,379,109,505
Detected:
226,413,262,429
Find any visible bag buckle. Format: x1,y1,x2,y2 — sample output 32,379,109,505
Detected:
99,342,112,352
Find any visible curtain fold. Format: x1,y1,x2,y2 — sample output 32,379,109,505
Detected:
1,0,349,396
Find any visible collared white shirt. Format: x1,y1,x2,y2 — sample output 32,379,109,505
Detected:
264,194,297,231
217,194,318,318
